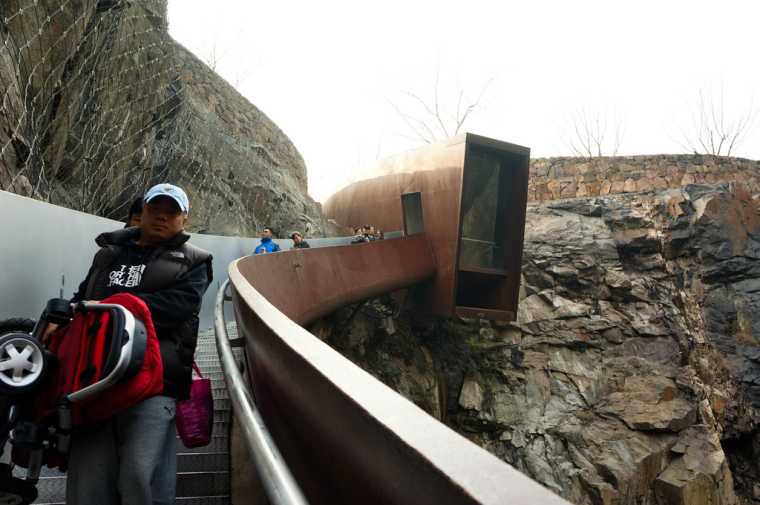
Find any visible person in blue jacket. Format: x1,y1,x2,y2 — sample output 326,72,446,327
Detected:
253,227,281,254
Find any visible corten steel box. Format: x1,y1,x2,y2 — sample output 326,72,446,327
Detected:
323,133,530,321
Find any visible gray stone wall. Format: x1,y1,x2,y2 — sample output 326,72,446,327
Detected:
529,155,760,202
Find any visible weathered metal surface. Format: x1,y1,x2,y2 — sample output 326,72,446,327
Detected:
228,234,569,504
235,233,436,326
322,133,530,322
323,138,465,319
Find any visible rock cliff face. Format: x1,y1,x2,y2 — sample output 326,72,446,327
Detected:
315,181,760,505
0,0,325,237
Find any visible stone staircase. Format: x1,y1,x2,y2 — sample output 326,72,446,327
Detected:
16,326,240,504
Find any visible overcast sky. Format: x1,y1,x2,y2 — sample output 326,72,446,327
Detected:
168,1,760,202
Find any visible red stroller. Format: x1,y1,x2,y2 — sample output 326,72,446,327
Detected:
0,294,161,505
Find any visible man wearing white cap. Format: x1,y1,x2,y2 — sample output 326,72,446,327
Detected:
62,183,213,505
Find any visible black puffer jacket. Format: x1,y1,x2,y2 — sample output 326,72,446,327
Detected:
72,228,213,400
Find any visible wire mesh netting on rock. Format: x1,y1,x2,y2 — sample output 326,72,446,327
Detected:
0,0,325,238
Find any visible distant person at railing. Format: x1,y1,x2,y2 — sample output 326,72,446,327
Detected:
290,232,310,250
351,224,376,244
124,197,143,228
374,229,385,240
351,227,362,242
253,227,281,254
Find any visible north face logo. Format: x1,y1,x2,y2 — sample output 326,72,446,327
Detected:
170,251,185,259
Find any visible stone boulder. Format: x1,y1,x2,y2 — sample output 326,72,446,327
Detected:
597,376,696,432
654,426,737,505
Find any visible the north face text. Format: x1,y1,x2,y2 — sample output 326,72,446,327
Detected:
108,264,146,288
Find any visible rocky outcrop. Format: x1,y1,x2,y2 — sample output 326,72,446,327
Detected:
0,0,325,237
316,181,760,504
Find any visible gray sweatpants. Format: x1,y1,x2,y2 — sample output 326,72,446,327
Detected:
66,395,177,505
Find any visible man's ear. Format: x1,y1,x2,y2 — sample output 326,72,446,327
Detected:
182,213,188,228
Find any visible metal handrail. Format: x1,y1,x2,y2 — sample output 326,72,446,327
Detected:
460,237,497,245
213,279,309,505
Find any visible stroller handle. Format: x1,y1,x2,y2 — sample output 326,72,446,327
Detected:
66,303,142,403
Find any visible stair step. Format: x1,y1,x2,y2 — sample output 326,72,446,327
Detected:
175,496,231,505
177,435,228,453
14,464,65,480
195,347,243,357
178,452,229,472
30,475,66,504
212,409,231,423
176,422,229,441
177,471,230,497
195,342,229,351
29,473,234,503
193,371,228,381
211,386,229,399
181,384,231,399
213,398,231,411
209,378,229,390
197,369,244,379
194,359,225,368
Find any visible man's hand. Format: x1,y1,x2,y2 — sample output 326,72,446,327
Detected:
73,300,100,314
41,300,99,346
41,323,58,346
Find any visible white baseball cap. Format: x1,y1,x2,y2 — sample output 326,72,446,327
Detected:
143,183,189,214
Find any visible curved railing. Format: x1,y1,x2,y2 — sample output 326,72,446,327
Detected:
214,279,308,505
224,234,570,505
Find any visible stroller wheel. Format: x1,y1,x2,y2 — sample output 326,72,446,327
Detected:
0,335,47,394
0,475,37,505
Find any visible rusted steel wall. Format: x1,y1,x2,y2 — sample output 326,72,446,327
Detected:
234,233,436,325
322,133,530,321
228,235,569,505
322,137,467,319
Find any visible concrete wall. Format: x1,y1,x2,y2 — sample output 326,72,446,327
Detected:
0,192,355,329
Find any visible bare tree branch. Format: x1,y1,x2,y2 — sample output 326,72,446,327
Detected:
671,83,758,156
559,102,626,158
196,29,258,89
389,61,495,144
